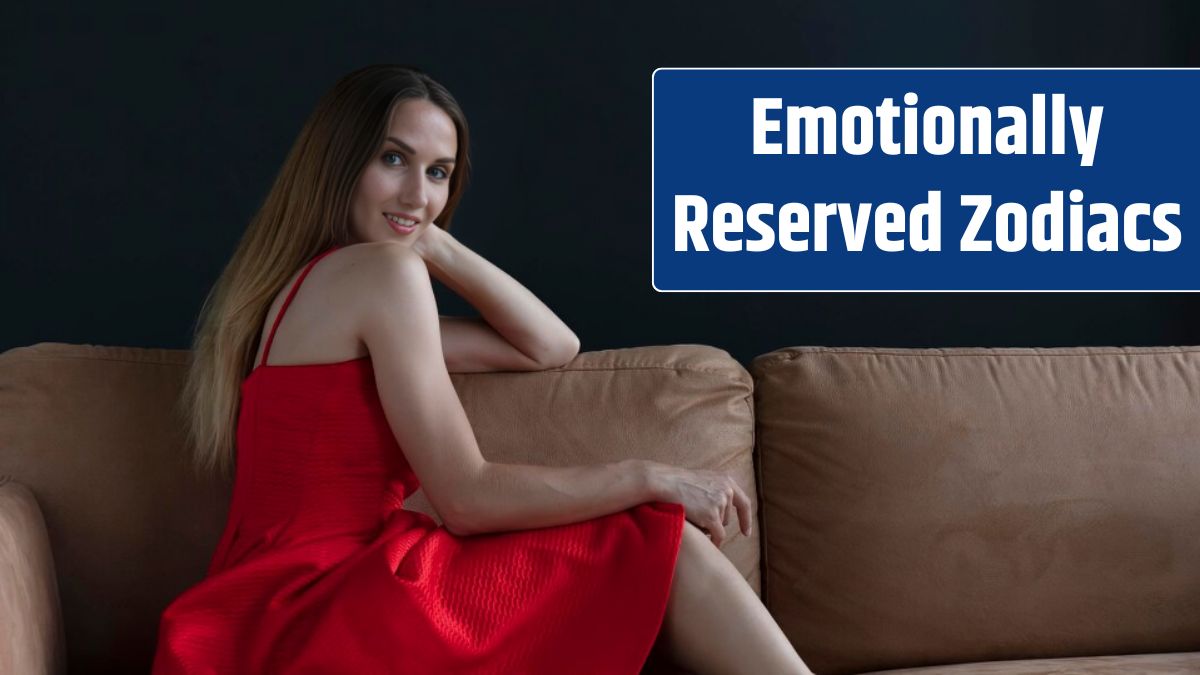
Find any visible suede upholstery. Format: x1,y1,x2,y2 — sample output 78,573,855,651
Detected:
1,342,1198,674
859,651,1200,674
752,347,1200,675
0,479,65,675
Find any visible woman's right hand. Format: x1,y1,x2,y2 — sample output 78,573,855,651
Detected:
649,462,753,547
410,223,452,264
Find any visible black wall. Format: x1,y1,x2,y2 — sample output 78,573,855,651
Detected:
5,1,1199,366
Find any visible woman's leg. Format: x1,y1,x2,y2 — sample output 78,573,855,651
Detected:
658,521,816,675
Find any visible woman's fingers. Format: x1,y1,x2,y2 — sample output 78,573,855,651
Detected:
708,510,727,547
734,484,753,536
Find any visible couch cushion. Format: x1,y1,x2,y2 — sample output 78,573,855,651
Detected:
751,347,1200,675
0,479,66,675
0,342,755,674
859,651,1200,674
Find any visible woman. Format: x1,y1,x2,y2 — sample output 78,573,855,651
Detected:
153,64,813,674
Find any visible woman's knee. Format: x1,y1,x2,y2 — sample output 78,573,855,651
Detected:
676,521,712,569
677,519,741,580
679,520,705,551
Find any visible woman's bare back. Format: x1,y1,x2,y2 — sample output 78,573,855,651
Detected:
252,245,372,368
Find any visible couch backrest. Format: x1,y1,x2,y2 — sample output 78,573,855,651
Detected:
0,342,756,674
752,346,1200,675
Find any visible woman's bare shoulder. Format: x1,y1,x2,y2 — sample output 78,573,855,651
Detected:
327,241,429,315
254,242,418,366
332,241,422,278
337,241,428,294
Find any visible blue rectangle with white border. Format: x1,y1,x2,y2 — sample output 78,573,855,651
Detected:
651,68,1198,292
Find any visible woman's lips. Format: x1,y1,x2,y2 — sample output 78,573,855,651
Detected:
385,213,417,234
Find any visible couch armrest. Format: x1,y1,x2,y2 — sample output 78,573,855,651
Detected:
0,477,66,675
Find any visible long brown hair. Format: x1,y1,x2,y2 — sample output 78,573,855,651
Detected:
177,65,471,479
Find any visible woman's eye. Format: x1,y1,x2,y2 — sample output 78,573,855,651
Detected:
429,167,449,180
383,151,404,166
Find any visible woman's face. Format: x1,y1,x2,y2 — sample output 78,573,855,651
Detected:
348,98,458,246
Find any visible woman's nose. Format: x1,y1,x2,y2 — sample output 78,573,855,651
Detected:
399,174,428,210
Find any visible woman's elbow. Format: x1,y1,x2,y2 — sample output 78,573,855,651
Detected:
442,501,479,536
444,518,476,537
535,333,579,369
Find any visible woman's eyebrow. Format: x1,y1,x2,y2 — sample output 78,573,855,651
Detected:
385,136,456,164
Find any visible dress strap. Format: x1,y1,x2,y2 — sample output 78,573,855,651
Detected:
260,245,342,368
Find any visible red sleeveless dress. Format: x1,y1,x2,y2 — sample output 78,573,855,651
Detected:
151,245,687,674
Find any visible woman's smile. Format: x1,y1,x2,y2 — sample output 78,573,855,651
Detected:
385,212,420,234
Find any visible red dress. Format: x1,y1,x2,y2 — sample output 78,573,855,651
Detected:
152,245,686,674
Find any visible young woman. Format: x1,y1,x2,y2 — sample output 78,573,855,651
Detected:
152,64,813,675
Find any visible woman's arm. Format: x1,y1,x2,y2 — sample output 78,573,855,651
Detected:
458,459,663,536
358,244,666,536
412,227,580,372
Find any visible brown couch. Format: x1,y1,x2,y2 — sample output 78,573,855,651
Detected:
1,342,1197,674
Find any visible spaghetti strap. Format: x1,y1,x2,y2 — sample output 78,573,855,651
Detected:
260,245,342,368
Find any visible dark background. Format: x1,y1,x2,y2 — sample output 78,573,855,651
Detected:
4,1,1199,366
